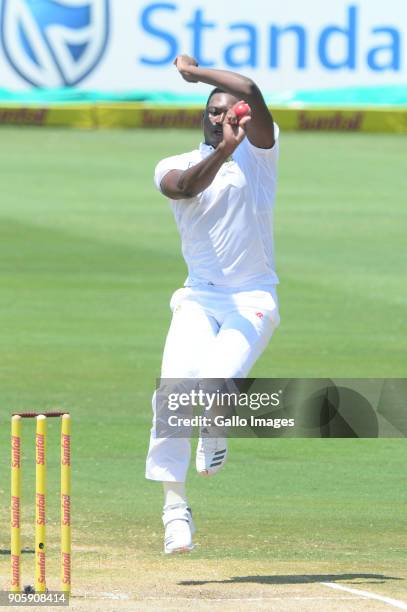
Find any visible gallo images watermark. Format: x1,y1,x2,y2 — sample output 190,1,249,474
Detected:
154,378,407,439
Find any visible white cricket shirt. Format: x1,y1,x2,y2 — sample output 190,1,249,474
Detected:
154,125,280,288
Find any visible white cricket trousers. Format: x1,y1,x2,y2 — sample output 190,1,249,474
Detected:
145,284,280,482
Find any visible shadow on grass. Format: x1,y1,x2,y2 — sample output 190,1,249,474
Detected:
180,574,403,586
0,549,35,555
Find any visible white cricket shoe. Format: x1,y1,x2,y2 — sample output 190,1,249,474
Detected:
163,504,195,554
196,428,228,477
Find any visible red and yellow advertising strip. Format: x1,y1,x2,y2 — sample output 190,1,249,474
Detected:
35,415,47,593
0,103,406,133
10,415,22,593
61,414,71,594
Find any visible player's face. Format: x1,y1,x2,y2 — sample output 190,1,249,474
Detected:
203,92,239,148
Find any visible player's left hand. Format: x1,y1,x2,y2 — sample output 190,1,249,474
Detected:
173,55,199,82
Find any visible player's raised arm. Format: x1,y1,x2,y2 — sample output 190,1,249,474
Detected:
174,55,275,150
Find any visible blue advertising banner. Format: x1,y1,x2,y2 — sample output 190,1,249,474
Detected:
0,0,405,94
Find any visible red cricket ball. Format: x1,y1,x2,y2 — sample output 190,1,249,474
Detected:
232,101,251,120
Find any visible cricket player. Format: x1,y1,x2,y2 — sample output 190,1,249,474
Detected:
146,55,280,553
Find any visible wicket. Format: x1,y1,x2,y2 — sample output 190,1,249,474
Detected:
10,412,71,594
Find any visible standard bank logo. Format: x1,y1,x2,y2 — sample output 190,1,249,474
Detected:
1,0,109,87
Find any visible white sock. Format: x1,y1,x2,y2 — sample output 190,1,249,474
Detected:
163,482,188,509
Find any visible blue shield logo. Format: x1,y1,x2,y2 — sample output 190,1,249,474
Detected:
1,0,109,87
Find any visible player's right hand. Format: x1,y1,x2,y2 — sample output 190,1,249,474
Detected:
220,112,251,154
173,55,199,82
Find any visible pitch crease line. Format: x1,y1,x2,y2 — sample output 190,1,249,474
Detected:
143,595,359,602
321,582,407,610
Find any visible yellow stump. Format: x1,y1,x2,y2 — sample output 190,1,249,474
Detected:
35,415,47,592
11,415,22,592
61,414,71,593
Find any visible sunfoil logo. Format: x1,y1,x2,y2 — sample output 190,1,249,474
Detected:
140,3,401,72
1,0,110,87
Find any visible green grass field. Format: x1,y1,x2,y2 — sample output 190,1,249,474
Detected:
0,127,406,609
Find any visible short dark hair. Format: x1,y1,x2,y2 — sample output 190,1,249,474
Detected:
206,87,227,107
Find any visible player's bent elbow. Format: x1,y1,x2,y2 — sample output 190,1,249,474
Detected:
160,171,201,199
176,177,200,199
243,79,259,99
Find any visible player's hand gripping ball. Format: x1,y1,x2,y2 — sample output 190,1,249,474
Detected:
232,101,251,122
